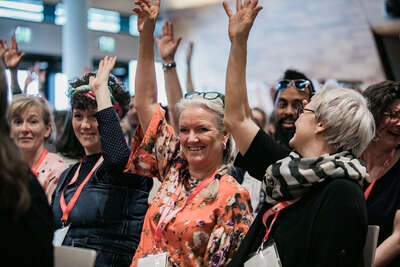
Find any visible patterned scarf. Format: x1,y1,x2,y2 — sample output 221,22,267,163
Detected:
263,151,368,204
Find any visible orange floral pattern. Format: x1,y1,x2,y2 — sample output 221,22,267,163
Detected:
125,105,253,267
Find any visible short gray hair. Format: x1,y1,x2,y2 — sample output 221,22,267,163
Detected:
312,87,375,157
177,96,235,175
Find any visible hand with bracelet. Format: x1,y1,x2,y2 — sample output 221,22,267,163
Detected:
155,21,184,131
155,21,181,71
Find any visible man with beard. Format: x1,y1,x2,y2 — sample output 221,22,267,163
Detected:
272,69,315,150
235,69,315,179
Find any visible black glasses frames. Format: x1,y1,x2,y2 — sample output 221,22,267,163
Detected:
297,105,315,117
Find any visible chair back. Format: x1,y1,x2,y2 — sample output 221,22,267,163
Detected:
54,246,96,267
363,225,380,267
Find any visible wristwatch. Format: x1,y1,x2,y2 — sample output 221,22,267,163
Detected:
162,62,176,71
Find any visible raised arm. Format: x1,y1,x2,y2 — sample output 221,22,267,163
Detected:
186,42,195,92
0,40,8,130
0,40,7,72
155,21,183,132
90,56,133,170
223,0,262,155
4,36,25,95
89,56,116,111
133,0,160,132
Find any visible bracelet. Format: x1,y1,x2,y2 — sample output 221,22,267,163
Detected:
162,62,176,71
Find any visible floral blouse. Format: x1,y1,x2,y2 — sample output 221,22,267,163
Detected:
125,105,253,267
35,151,68,203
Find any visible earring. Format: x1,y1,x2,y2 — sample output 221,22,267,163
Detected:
223,142,227,150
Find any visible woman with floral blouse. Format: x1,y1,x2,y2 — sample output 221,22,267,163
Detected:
124,0,253,266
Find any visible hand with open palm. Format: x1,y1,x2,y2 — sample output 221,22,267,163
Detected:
4,36,25,70
132,0,160,34
89,56,116,92
0,40,8,60
223,0,262,43
155,21,182,63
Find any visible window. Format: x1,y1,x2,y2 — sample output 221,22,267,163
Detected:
15,26,32,43
0,0,44,22
129,60,167,105
5,69,39,96
55,4,121,33
53,73,69,111
88,8,120,33
99,36,115,53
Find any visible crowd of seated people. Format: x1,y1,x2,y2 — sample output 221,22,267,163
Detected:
1,0,400,266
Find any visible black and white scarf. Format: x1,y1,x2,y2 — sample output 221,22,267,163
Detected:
263,151,368,204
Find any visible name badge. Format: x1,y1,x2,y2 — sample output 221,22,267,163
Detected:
245,241,282,267
137,252,168,267
53,224,71,247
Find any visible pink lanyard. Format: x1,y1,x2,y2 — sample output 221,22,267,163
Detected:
60,156,103,223
154,170,219,242
262,199,299,243
31,148,48,176
364,149,395,200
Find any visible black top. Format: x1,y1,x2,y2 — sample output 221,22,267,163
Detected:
234,129,290,180
363,159,400,267
229,129,367,267
54,107,152,191
52,107,152,267
2,174,54,267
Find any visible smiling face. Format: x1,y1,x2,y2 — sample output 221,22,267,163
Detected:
289,101,317,152
10,105,51,154
179,105,227,174
72,108,101,155
275,85,310,129
376,99,400,149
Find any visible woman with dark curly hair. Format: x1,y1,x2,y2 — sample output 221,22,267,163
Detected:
52,56,153,267
362,81,400,267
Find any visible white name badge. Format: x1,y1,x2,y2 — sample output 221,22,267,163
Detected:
137,252,168,267
53,224,71,247
245,241,282,267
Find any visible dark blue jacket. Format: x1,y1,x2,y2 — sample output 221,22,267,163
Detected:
53,159,152,267
52,108,152,267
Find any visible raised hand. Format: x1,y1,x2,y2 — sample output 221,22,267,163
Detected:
89,56,116,92
0,40,8,60
223,0,262,42
4,36,25,69
155,21,182,63
132,0,160,34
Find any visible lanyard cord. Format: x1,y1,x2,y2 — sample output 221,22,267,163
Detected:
154,170,219,242
364,149,396,200
261,199,299,243
31,148,48,176
59,156,103,223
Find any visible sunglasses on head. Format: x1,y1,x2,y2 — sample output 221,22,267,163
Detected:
276,79,311,91
184,91,225,106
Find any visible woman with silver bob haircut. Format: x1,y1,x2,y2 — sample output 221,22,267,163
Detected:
303,86,375,158
223,0,375,266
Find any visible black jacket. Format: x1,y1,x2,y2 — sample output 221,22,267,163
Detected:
228,129,367,267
